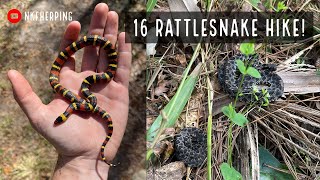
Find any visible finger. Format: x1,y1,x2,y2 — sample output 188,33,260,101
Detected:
82,3,109,72
113,32,132,87
7,70,45,122
97,11,119,73
59,21,81,73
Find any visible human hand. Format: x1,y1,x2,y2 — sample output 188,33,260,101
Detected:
7,3,131,179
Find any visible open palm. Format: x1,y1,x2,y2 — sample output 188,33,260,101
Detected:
8,3,131,168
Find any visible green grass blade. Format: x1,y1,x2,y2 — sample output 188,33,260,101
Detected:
205,65,213,180
245,0,262,11
146,0,157,12
147,63,202,142
206,0,211,10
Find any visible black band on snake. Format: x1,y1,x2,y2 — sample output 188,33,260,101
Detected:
49,35,118,166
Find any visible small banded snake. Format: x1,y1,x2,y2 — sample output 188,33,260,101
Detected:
49,35,118,166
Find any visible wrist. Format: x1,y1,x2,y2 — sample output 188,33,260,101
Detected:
52,154,110,180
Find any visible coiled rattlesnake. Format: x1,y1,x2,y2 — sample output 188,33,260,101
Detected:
218,54,284,103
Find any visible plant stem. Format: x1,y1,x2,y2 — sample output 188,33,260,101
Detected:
233,73,246,107
243,102,256,115
227,121,234,165
146,149,153,161
227,102,255,166
228,65,247,166
202,51,213,180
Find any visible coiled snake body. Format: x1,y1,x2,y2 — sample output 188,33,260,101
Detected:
49,35,118,166
175,127,207,167
218,54,284,103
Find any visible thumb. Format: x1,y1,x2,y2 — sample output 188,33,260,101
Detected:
7,70,45,121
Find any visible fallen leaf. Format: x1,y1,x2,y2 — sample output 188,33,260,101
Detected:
155,81,169,96
176,54,187,66
155,71,171,96
180,92,204,127
155,162,186,180
3,165,12,175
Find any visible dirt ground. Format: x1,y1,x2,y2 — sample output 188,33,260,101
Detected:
0,0,145,179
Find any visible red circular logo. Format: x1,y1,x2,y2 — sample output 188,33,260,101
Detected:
7,9,22,24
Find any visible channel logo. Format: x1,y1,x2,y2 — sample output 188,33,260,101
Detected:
7,9,73,23
7,9,22,24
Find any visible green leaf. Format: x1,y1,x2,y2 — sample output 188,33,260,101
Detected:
220,163,242,180
228,103,236,118
222,106,231,119
236,60,246,74
252,85,259,93
223,104,237,119
262,89,270,98
265,92,270,98
262,97,269,106
231,113,249,127
296,58,304,64
276,1,287,12
247,67,261,78
247,0,261,9
240,42,255,56
264,0,272,9
259,146,295,180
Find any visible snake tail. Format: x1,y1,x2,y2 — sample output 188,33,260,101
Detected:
92,106,115,166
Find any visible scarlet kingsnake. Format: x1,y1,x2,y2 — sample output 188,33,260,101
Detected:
49,35,118,166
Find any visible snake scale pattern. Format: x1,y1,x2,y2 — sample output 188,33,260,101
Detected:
49,35,118,166
218,54,284,103
174,54,283,167
175,127,207,167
